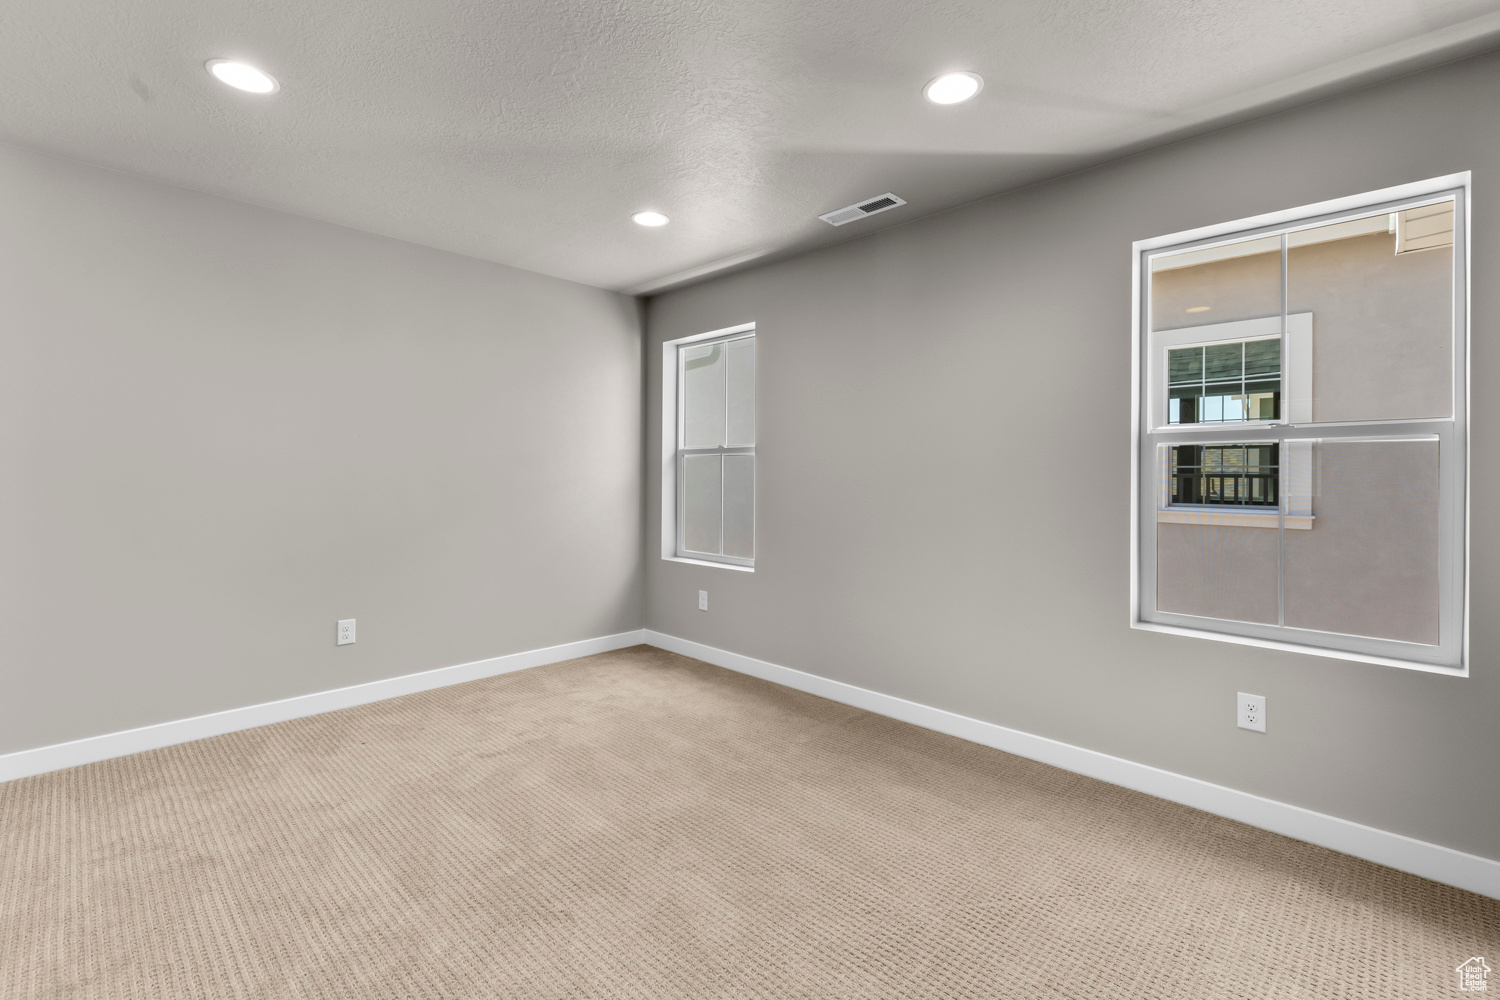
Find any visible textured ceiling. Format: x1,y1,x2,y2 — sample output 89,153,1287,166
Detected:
3,0,1500,292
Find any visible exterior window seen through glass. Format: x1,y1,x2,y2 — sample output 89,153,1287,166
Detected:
1169,443,1278,507
1167,338,1280,424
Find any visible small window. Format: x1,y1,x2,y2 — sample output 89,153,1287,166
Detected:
1166,338,1280,424
1170,443,1278,507
1134,177,1467,673
664,326,755,568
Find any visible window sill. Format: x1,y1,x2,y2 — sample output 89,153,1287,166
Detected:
663,555,755,572
1157,508,1313,530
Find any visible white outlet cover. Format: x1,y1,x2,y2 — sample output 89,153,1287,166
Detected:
698,590,708,611
337,619,356,645
1237,691,1266,733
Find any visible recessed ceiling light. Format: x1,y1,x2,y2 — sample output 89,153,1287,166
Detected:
632,211,669,227
206,59,279,95
924,71,983,105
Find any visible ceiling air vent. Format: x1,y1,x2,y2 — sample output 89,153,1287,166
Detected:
818,193,907,227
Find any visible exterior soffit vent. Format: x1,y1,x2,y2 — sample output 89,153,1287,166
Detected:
818,193,907,227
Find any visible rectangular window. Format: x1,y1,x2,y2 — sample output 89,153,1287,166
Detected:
1167,338,1280,424
663,325,755,568
1170,443,1278,507
1133,176,1467,673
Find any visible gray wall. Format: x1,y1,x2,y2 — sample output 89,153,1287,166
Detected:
644,50,1500,860
0,143,643,755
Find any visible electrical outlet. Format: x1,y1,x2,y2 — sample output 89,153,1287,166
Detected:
337,619,356,645
698,590,708,612
1237,692,1266,732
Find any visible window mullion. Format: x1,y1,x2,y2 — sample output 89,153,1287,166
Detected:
676,345,685,556
1147,419,1448,448
718,344,728,558
679,446,753,456
676,447,686,557
677,346,687,452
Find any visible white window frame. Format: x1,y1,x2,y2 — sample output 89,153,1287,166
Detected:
1131,173,1469,675
660,322,756,571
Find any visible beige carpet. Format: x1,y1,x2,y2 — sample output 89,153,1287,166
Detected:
2,646,1495,999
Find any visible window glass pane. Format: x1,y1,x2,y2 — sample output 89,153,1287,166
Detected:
726,338,755,447
1157,442,1279,625
1244,379,1280,421
1203,342,1243,382
682,455,722,555
1167,383,1202,425
1287,206,1453,421
722,455,754,559
1151,235,1281,331
1244,338,1280,376
1168,347,1203,383
1154,234,1282,429
683,344,726,448
1155,523,1280,625
1201,391,1237,423
1282,439,1439,644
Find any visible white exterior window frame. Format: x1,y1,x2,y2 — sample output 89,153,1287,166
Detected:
1149,314,1311,431
660,322,756,571
1152,314,1314,531
1131,174,1469,676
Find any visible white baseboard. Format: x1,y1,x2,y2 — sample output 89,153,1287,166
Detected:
0,629,647,784
7,626,1494,900
643,630,1500,900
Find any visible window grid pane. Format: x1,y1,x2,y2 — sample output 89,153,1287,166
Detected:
726,339,755,447
683,343,727,448
722,455,754,558
682,454,722,555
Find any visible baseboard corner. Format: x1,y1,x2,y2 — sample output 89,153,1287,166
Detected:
0,628,648,784
641,629,1500,901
